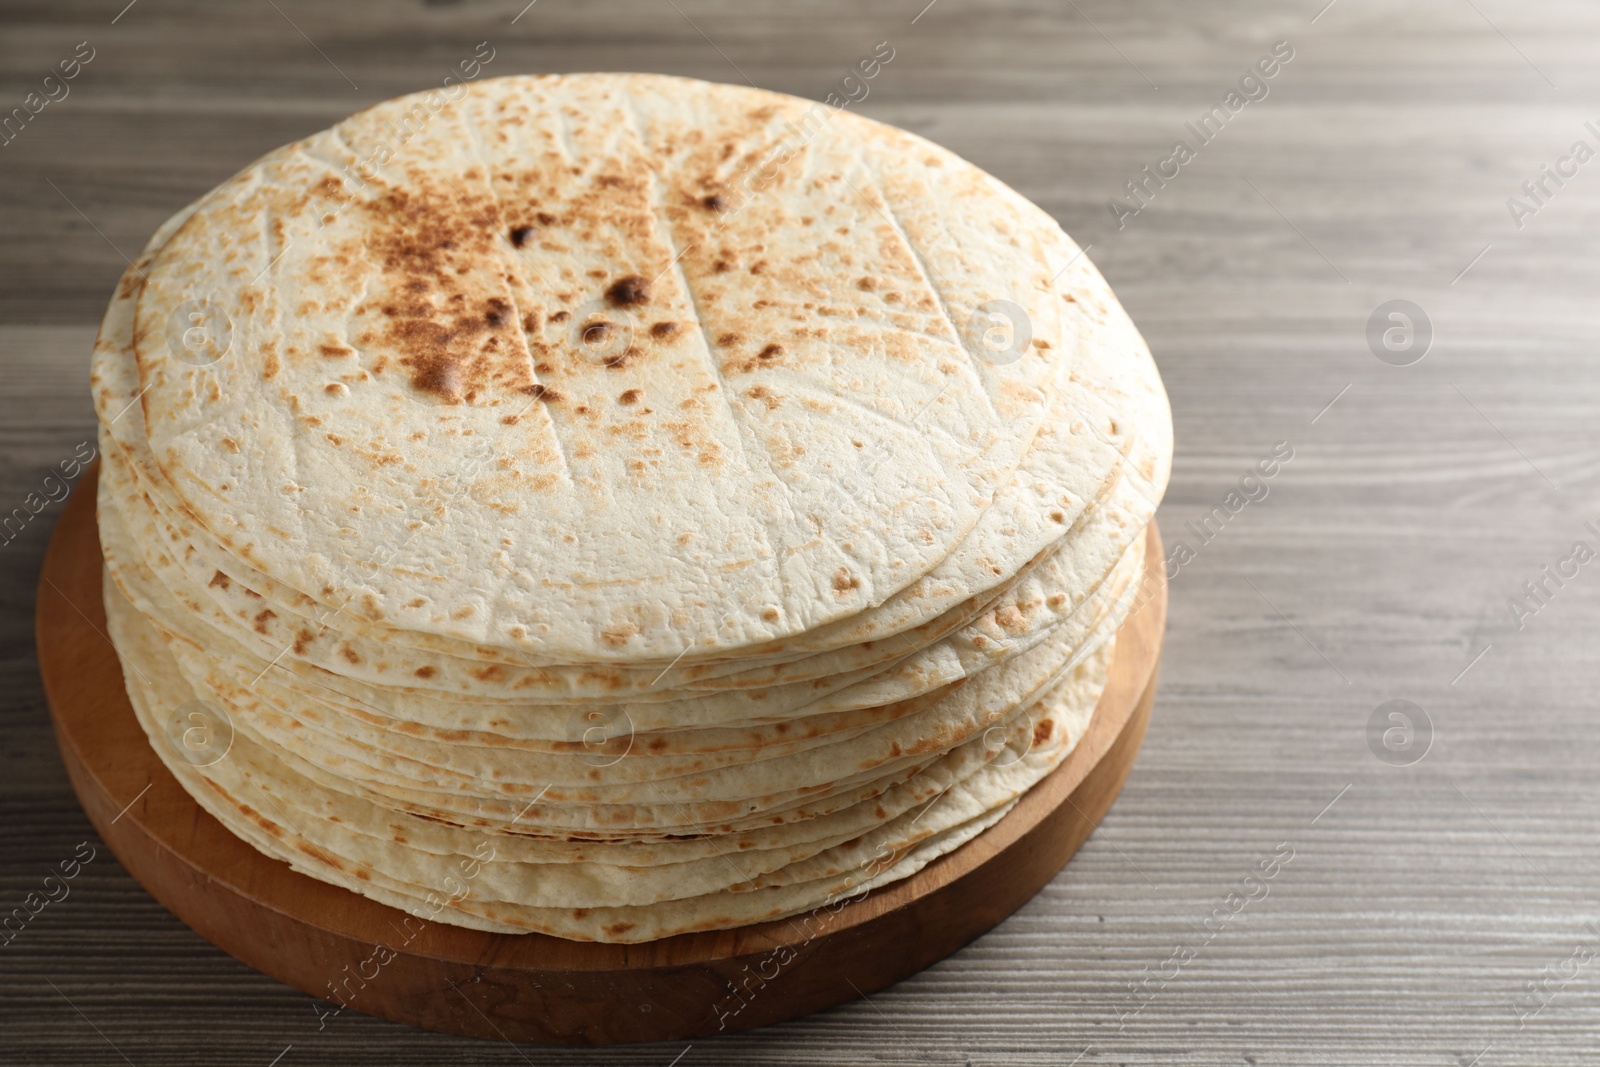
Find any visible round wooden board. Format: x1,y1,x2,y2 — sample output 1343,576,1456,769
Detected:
37,463,1166,1045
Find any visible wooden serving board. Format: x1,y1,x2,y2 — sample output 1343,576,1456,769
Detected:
36,463,1165,1045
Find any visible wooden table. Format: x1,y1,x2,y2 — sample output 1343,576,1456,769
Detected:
3,1,1597,1063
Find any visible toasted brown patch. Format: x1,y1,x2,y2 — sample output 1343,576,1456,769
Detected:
362,184,532,404
600,621,641,647
603,345,640,370
605,275,650,307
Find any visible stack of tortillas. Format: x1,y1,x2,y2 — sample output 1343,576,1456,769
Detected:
90,74,1170,943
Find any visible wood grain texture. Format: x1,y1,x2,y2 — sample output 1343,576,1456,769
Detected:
35,464,1165,1045
3,0,1599,1063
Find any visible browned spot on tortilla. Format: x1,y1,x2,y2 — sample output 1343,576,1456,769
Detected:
600,621,641,648
413,665,436,679
832,568,859,593
472,664,507,684
292,629,315,655
604,275,650,308
1033,719,1054,745
318,342,353,358
717,332,741,347
521,383,561,402
341,646,361,664
744,384,779,410
619,389,641,405
362,184,532,404
509,225,535,247
602,345,639,370
252,609,276,634
208,570,230,590
757,343,783,361
116,269,144,301
703,193,727,211
760,606,780,622
650,321,678,340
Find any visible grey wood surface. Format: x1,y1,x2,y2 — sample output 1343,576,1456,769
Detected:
3,0,1599,1062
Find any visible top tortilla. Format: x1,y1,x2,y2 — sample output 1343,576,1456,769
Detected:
128,73,1113,661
